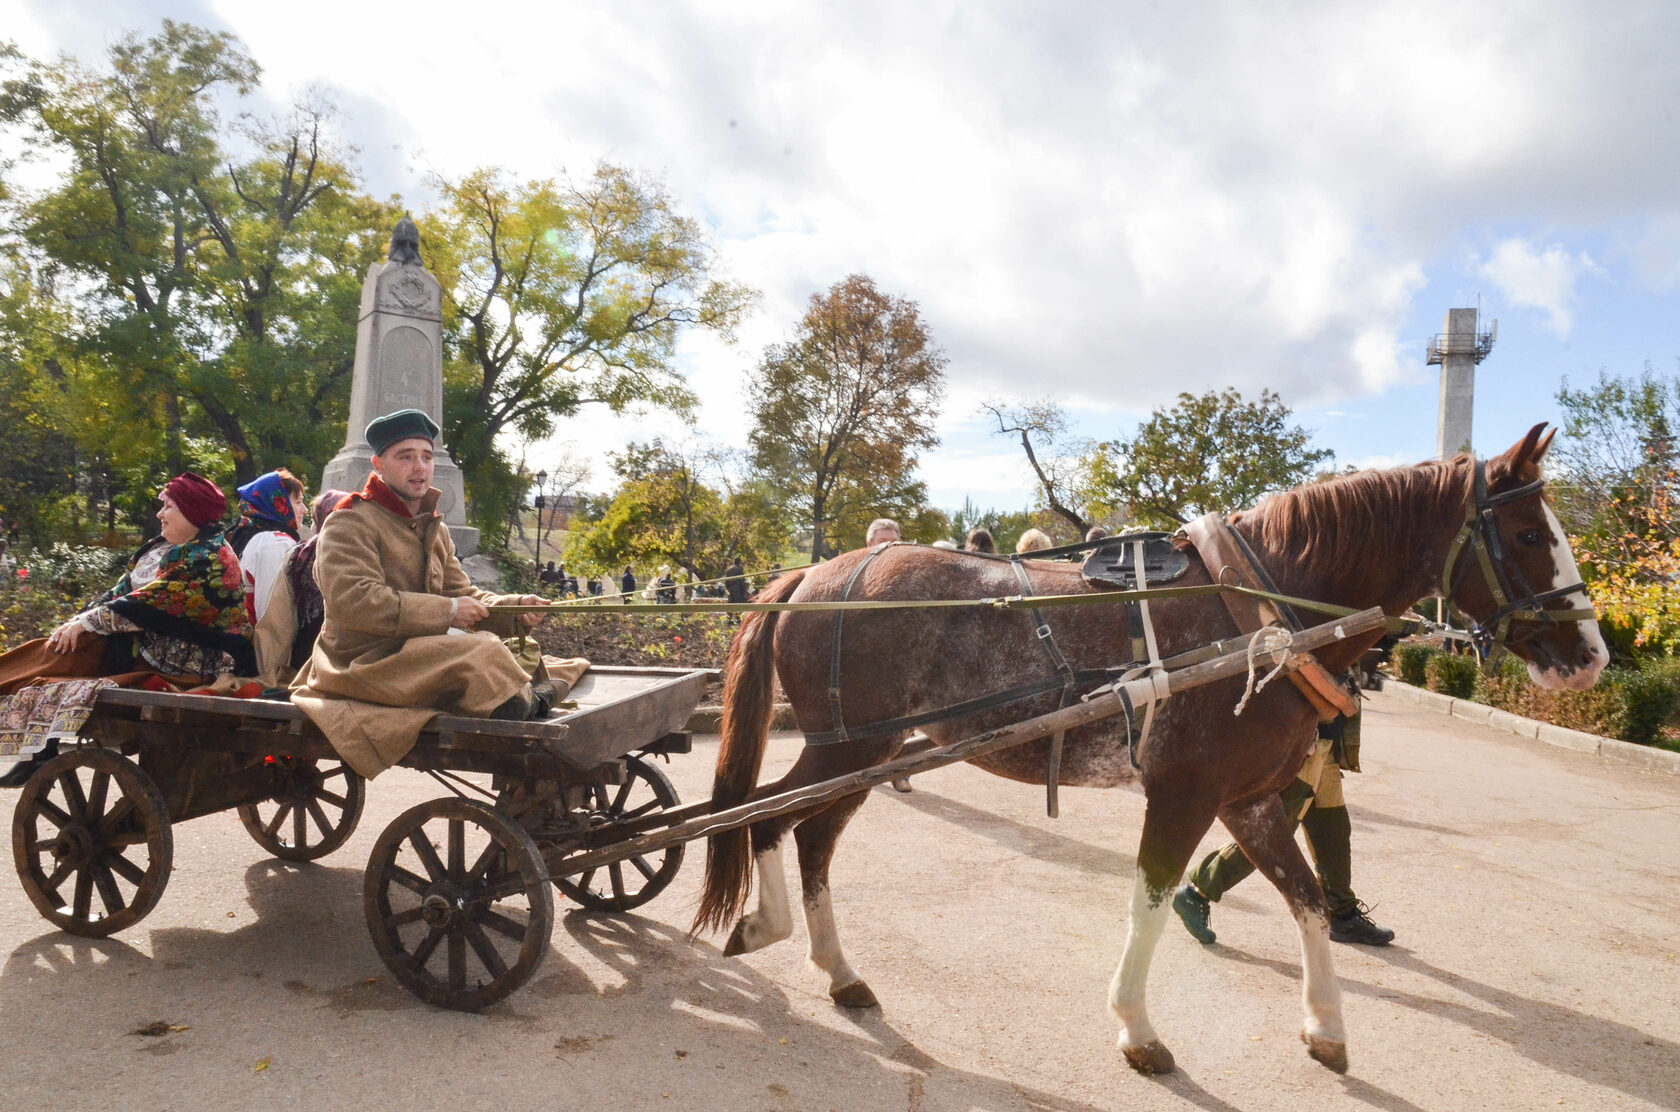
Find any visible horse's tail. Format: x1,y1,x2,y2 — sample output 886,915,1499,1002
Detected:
692,568,808,937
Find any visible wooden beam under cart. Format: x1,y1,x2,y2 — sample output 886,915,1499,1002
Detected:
548,606,1387,877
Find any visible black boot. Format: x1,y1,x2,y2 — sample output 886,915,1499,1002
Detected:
490,687,535,721
0,741,57,788
1172,885,1217,944
528,682,556,720
1329,904,1395,946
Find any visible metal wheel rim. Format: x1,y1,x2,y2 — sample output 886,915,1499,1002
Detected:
11,746,173,937
558,754,685,912
364,797,553,1011
237,758,365,862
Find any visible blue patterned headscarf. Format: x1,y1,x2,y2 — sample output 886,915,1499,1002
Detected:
228,471,301,557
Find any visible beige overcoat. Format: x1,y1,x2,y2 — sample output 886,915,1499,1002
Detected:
291,479,529,778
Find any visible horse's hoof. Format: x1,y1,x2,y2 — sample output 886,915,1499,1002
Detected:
722,921,749,957
830,981,879,1009
1301,1031,1348,1073
1122,1040,1176,1075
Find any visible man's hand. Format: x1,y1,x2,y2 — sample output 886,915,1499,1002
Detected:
450,596,490,629
46,618,87,654
516,595,550,629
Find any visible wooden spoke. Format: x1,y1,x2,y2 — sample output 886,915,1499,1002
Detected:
305,799,334,840
105,851,146,887
464,922,508,979
263,802,293,840
557,755,685,913
478,907,527,943
363,797,552,1011
12,748,171,938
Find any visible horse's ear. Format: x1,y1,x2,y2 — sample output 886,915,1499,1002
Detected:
1497,422,1550,476
1534,425,1557,459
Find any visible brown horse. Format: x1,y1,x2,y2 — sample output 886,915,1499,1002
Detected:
693,424,1605,1074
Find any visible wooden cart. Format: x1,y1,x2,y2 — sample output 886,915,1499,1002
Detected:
8,606,1387,1012
8,665,708,1011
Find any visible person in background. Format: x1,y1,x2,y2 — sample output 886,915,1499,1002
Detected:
1085,524,1111,542
1015,528,1053,553
865,518,900,547
229,469,306,623
252,489,350,686
930,539,958,550
964,527,996,553
655,565,677,604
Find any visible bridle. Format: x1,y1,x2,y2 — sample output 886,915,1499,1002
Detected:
1439,459,1596,669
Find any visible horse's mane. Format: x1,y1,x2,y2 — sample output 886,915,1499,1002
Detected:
1239,454,1476,584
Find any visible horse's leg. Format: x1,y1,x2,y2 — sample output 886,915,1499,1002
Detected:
1110,794,1217,1075
1221,794,1348,1073
722,822,796,956
793,791,878,1007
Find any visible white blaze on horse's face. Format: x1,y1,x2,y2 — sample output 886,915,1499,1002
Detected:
1528,504,1608,692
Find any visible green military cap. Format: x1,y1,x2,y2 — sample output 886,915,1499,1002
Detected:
366,408,440,454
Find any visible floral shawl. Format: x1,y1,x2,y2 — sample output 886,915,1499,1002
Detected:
95,528,257,675
228,472,300,557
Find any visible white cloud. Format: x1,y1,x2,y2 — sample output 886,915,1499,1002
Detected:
1474,239,1600,337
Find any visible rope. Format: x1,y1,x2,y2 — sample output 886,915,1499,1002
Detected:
1232,627,1296,716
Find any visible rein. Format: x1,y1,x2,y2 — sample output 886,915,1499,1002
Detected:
1439,460,1596,670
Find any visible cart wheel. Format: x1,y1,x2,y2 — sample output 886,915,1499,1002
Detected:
558,754,684,912
237,758,365,862
364,797,553,1011
11,747,173,938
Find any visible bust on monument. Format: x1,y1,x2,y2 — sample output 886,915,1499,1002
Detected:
320,215,481,555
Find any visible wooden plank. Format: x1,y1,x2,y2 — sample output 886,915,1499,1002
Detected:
546,608,1386,876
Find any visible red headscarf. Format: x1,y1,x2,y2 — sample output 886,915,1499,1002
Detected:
163,472,228,528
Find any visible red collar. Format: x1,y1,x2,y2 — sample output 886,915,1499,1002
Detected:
355,473,437,519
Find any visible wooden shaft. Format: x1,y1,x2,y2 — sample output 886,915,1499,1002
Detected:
544,606,1385,877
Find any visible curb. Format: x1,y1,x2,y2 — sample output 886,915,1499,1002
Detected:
1377,681,1680,774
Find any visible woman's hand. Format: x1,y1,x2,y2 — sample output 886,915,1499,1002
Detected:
46,618,87,654
517,595,550,629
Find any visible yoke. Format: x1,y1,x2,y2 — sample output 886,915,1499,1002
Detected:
1080,533,1191,591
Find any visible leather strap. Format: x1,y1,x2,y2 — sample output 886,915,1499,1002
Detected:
1180,513,1359,721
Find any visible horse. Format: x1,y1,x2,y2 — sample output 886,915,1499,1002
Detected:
692,424,1605,1075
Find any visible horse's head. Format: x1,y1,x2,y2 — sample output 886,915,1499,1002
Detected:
1442,423,1607,691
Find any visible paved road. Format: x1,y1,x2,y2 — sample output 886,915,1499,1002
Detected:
0,688,1676,1111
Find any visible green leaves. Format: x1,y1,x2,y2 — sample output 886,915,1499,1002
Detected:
1098,388,1333,528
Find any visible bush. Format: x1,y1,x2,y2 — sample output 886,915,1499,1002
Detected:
1616,659,1680,746
1392,642,1435,686
1425,651,1479,698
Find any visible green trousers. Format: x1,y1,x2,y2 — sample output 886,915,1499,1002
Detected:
1186,741,1359,916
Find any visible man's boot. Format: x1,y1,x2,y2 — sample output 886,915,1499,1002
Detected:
1172,885,1216,944
1329,904,1395,946
490,685,535,721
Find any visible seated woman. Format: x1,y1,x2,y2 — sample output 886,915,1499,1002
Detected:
253,489,349,686
0,473,255,784
228,468,306,622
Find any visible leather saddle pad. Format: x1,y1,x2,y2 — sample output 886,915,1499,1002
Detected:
1080,533,1191,590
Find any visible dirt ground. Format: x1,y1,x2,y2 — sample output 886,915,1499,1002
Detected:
0,688,1676,1111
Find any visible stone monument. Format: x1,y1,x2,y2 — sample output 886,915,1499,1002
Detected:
321,215,480,555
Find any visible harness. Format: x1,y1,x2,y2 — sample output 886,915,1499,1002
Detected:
1440,461,1596,671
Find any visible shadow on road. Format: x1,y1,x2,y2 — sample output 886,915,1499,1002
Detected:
1203,944,1680,1107
875,783,1137,876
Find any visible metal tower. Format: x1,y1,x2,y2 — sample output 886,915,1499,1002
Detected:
1426,307,1496,459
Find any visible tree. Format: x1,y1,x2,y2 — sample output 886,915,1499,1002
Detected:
1095,388,1333,528
983,399,1100,535
1,23,390,491
747,274,946,557
566,440,787,578
428,165,756,532
1551,366,1680,653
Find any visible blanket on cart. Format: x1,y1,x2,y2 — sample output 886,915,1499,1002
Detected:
0,678,118,762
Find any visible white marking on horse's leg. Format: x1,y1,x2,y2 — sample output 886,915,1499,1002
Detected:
1109,872,1168,1053
803,883,873,1005
734,842,794,952
1294,906,1348,1071
1530,505,1607,690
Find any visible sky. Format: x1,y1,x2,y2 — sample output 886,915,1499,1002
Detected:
4,0,1678,515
